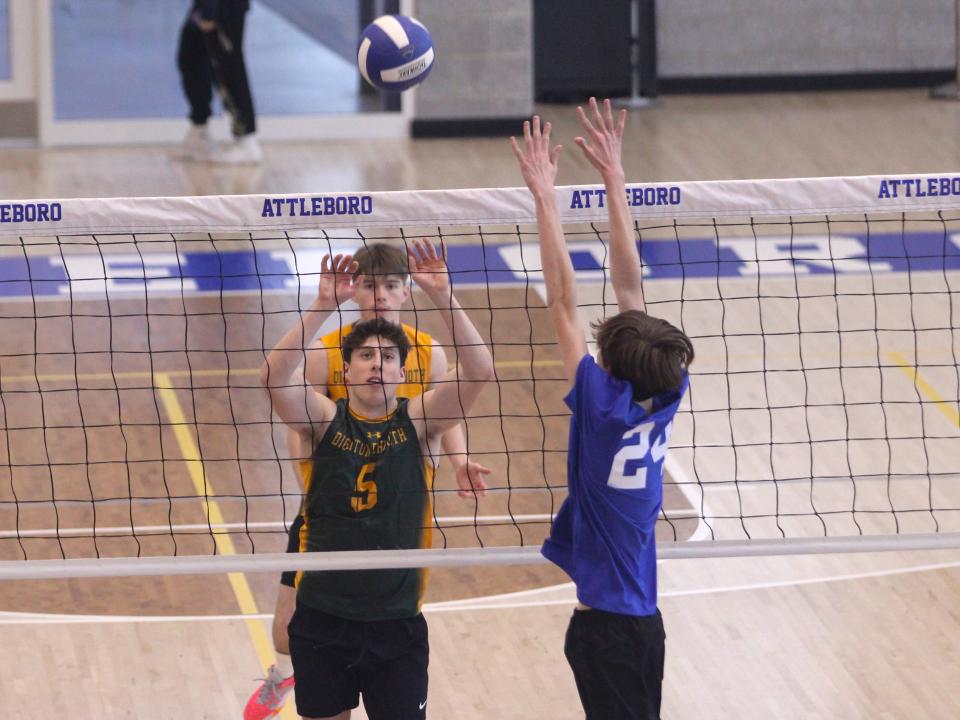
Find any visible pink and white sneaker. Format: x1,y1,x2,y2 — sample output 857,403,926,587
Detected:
243,664,295,720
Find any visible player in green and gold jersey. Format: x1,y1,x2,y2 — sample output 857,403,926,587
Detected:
260,239,494,720
245,243,491,720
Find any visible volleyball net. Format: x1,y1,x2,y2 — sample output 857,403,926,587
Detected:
1,173,959,579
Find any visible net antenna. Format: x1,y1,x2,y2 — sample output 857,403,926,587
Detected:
2,174,960,580
613,0,658,110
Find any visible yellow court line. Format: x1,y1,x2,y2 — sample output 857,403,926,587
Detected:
153,372,281,689
888,352,960,429
0,368,260,383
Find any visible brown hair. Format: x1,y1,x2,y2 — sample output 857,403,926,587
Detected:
592,310,694,400
342,317,411,367
352,243,409,280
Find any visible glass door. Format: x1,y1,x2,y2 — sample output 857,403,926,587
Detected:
37,0,409,146
0,0,34,102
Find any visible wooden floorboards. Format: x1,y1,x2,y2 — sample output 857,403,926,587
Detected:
1,90,959,718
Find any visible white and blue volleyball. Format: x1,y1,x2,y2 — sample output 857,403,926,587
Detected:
357,15,435,92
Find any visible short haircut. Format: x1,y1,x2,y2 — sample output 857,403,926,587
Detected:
592,310,694,401
342,317,411,367
353,243,409,280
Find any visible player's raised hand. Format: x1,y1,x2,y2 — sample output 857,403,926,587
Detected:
407,237,451,299
317,253,358,307
574,97,626,180
510,115,563,198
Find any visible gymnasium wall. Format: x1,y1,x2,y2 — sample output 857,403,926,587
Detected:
410,0,533,136
658,0,955,79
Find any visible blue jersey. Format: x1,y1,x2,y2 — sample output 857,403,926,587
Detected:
542,354,688,616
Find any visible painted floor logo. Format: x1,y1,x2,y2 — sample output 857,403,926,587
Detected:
2,232,958,299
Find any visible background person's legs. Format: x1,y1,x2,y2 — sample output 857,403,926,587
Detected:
208,4,261,163
209,6,256,137
175,12,215,160
177,13,214,127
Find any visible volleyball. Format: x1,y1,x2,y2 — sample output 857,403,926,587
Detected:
357,14,435,92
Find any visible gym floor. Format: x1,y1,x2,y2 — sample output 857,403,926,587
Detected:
1,89,959,718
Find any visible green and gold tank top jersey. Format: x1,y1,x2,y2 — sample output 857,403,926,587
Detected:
296,397,435,621
322,322,433,402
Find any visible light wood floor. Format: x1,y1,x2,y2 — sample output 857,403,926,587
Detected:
2,90,960,719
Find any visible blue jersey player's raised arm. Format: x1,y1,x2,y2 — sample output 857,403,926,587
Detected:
511,98,695,720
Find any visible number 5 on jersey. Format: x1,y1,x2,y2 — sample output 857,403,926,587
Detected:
352,462,378,511
607,421,673,490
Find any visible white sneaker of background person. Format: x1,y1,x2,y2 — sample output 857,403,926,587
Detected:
213,133,263,165
176,123,215,162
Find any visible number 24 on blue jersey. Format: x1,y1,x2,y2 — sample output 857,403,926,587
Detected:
606,420,674,490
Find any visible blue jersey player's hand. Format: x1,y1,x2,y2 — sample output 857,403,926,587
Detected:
574,97,627,183
510,115,563,199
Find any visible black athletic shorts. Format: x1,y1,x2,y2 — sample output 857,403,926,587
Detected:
564,607,665,720
288,601,429,720
280,514,304,588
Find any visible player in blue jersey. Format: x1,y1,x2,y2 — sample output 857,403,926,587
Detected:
511,98,694,719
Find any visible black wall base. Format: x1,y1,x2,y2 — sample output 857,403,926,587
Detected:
660,70,955,94
411,117,529,139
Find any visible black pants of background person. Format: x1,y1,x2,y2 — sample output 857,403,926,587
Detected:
564,607,666,720
177,3,256,137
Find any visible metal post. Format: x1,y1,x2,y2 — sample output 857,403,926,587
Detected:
614,0,658,109
931,0,960,99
